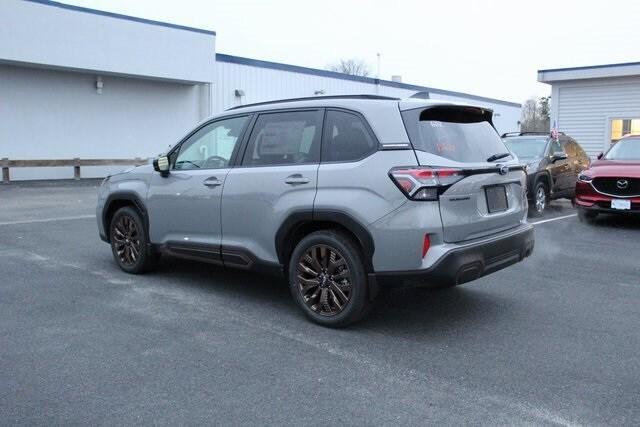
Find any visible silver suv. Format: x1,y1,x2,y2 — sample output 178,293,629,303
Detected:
97,95,534,327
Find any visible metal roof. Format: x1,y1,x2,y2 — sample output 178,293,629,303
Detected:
25,0,216,35
217,54,522,108
538,61,640,83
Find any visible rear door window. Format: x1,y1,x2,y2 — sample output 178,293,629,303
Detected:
242,110,322,166
401,106,511,163
322,110,377,162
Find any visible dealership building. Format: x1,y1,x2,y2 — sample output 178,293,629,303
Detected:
539,61,640,158
1,0,522,180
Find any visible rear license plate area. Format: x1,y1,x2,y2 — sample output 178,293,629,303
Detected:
485,185,508,213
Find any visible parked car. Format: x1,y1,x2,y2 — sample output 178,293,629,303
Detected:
97,95,534,327
502,132,590,216
575,134,640,221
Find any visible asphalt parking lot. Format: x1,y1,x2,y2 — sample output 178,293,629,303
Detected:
1,181,639,425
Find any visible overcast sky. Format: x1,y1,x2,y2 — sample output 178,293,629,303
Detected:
64,0,640,104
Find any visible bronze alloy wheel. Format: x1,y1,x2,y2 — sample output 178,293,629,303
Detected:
296,244,352,316
112,214,141,267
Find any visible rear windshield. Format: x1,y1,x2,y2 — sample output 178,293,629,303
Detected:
605,137,640,160
503,137,548,159
401,106,512,163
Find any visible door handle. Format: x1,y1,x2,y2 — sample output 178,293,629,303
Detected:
284,174,310,185
203,177,222,187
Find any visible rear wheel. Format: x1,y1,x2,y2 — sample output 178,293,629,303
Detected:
288,230,372,327
529,181,548,217
109,207,157,274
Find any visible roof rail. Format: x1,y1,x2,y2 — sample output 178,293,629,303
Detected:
226,94,400,111
501,131,565,138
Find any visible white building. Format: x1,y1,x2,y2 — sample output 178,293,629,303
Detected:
539,61,640,158
1,0,521,180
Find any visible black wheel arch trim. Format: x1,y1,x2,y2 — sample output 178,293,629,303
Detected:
529,171,551,199
102,192,150,244
275,209,375,272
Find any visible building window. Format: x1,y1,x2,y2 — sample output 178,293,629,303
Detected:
611,118,640,144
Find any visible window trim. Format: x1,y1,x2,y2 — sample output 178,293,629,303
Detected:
237,108,325,168
167,113,253,171
320,107,380,165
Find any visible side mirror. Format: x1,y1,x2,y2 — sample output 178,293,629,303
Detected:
153,156,170,174
551,152,568,162
596,152,603,160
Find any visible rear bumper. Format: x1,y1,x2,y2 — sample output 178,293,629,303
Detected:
372,223,534,288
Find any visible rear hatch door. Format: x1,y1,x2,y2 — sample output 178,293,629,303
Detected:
402,105,527,243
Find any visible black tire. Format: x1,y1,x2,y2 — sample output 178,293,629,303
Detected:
109,206,157,274
288,230,373,327
529,181,548,217
577,208,598,223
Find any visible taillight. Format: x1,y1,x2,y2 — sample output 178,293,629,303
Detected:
389,166,464,200
422,234,431,258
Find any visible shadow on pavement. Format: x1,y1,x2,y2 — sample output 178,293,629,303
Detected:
140,255,517,333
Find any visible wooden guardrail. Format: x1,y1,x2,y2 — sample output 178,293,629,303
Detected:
1,157,148,183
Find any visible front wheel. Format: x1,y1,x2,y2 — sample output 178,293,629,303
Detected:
288,230,373,327
109,207,157,274
529,181,548,217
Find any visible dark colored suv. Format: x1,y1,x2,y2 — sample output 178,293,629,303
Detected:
502,132,590,216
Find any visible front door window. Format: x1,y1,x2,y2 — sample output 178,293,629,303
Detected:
173,116,249,170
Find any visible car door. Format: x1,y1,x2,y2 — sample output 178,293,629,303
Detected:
547,138,571,193
220,109,323,267
146,115,251,261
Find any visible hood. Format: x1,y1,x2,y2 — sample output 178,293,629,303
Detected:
588,160,640,178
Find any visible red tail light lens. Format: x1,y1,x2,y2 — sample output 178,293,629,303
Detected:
389,167,464,200
422,234,431,258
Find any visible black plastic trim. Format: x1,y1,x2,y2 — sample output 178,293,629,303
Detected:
274,209,375,272
375,224,534,288
101,192,149,244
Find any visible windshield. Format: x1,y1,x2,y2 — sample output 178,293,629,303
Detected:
604,137,640,160
503,137,548,159
401,106,512,163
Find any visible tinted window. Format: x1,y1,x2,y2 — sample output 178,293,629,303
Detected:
173,116,249,170
242,111,322,166
402,106,511,163
549,139,564,155
323,110,377,162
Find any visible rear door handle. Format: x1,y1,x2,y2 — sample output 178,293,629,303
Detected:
284,174,310,185
203,177,222,187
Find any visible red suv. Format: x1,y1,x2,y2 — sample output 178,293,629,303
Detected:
575,135,640,221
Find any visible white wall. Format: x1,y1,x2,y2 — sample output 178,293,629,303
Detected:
550,76,640,157
0,64,205,180
214,61,521,135
0,0,215,84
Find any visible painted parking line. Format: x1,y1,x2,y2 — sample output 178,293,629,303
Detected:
0,214,96,226
530,213,577,225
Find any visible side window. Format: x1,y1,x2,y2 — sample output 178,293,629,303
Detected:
549,139,564,155
173,116,249,170
322,110,377,162
242,110,322,166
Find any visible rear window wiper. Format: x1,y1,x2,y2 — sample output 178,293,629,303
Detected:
486,152,511,162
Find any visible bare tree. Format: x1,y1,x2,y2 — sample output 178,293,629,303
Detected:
327,58,371,77
520,96,551,132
